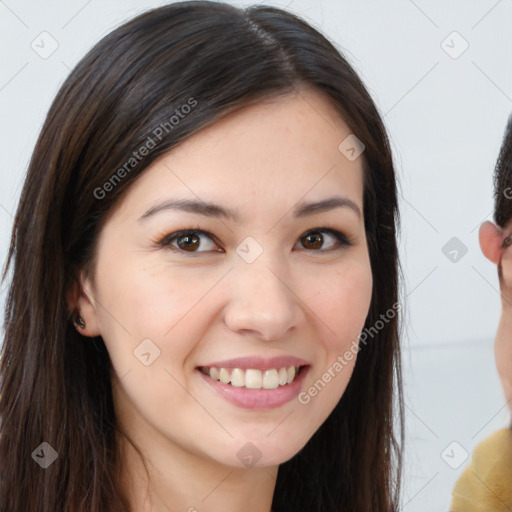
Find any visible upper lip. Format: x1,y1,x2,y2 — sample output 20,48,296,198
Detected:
197,356,310,371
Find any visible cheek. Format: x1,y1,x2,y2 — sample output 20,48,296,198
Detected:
96,251,209,330
94,256,228,373
295,259,372,437
94,259,210,420
306,257,373,349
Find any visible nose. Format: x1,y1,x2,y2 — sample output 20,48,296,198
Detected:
223,254,303,342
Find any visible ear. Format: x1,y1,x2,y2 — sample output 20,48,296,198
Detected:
66,270,102,337
479,220,504,264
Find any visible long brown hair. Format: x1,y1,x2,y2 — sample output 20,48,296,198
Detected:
0,2,403,511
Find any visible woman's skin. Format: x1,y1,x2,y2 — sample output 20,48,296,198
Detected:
72,87,373,512
480,220,512,407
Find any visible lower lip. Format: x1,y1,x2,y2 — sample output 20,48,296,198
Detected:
197,366,310,410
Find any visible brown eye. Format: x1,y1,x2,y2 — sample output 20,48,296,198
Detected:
299,229,350,251
160,230,219,253
302,232,324,250
176,233,200,251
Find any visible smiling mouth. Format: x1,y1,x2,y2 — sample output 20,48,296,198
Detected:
198,365,307,390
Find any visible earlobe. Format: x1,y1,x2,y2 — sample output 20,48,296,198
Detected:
67,271,102,337
479,220,504,264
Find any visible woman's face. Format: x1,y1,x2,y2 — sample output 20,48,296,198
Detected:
78,87,373,468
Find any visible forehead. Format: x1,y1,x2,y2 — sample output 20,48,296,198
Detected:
114,88,365,224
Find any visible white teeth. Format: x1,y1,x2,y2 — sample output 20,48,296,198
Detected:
286,366,295,384
230,368,245,387
245,369,262,389
202,365,302,389
219,368,230,384
262,369,279,389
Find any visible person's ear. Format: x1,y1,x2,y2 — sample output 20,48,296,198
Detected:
66,270,101,337
479,220,504,264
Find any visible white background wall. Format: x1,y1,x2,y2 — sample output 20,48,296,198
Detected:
1,1,511,510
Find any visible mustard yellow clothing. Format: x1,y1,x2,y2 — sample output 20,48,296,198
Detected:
450,428,512,511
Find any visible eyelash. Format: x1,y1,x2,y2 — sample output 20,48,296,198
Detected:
156,227,352,255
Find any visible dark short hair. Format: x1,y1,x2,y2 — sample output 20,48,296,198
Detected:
494,114,512,227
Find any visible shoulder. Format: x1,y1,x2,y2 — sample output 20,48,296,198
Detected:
450,428,512,511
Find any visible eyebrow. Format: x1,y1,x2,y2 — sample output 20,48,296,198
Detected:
138,195,362,222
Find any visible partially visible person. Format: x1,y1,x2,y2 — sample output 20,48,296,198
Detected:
450,114,512,511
